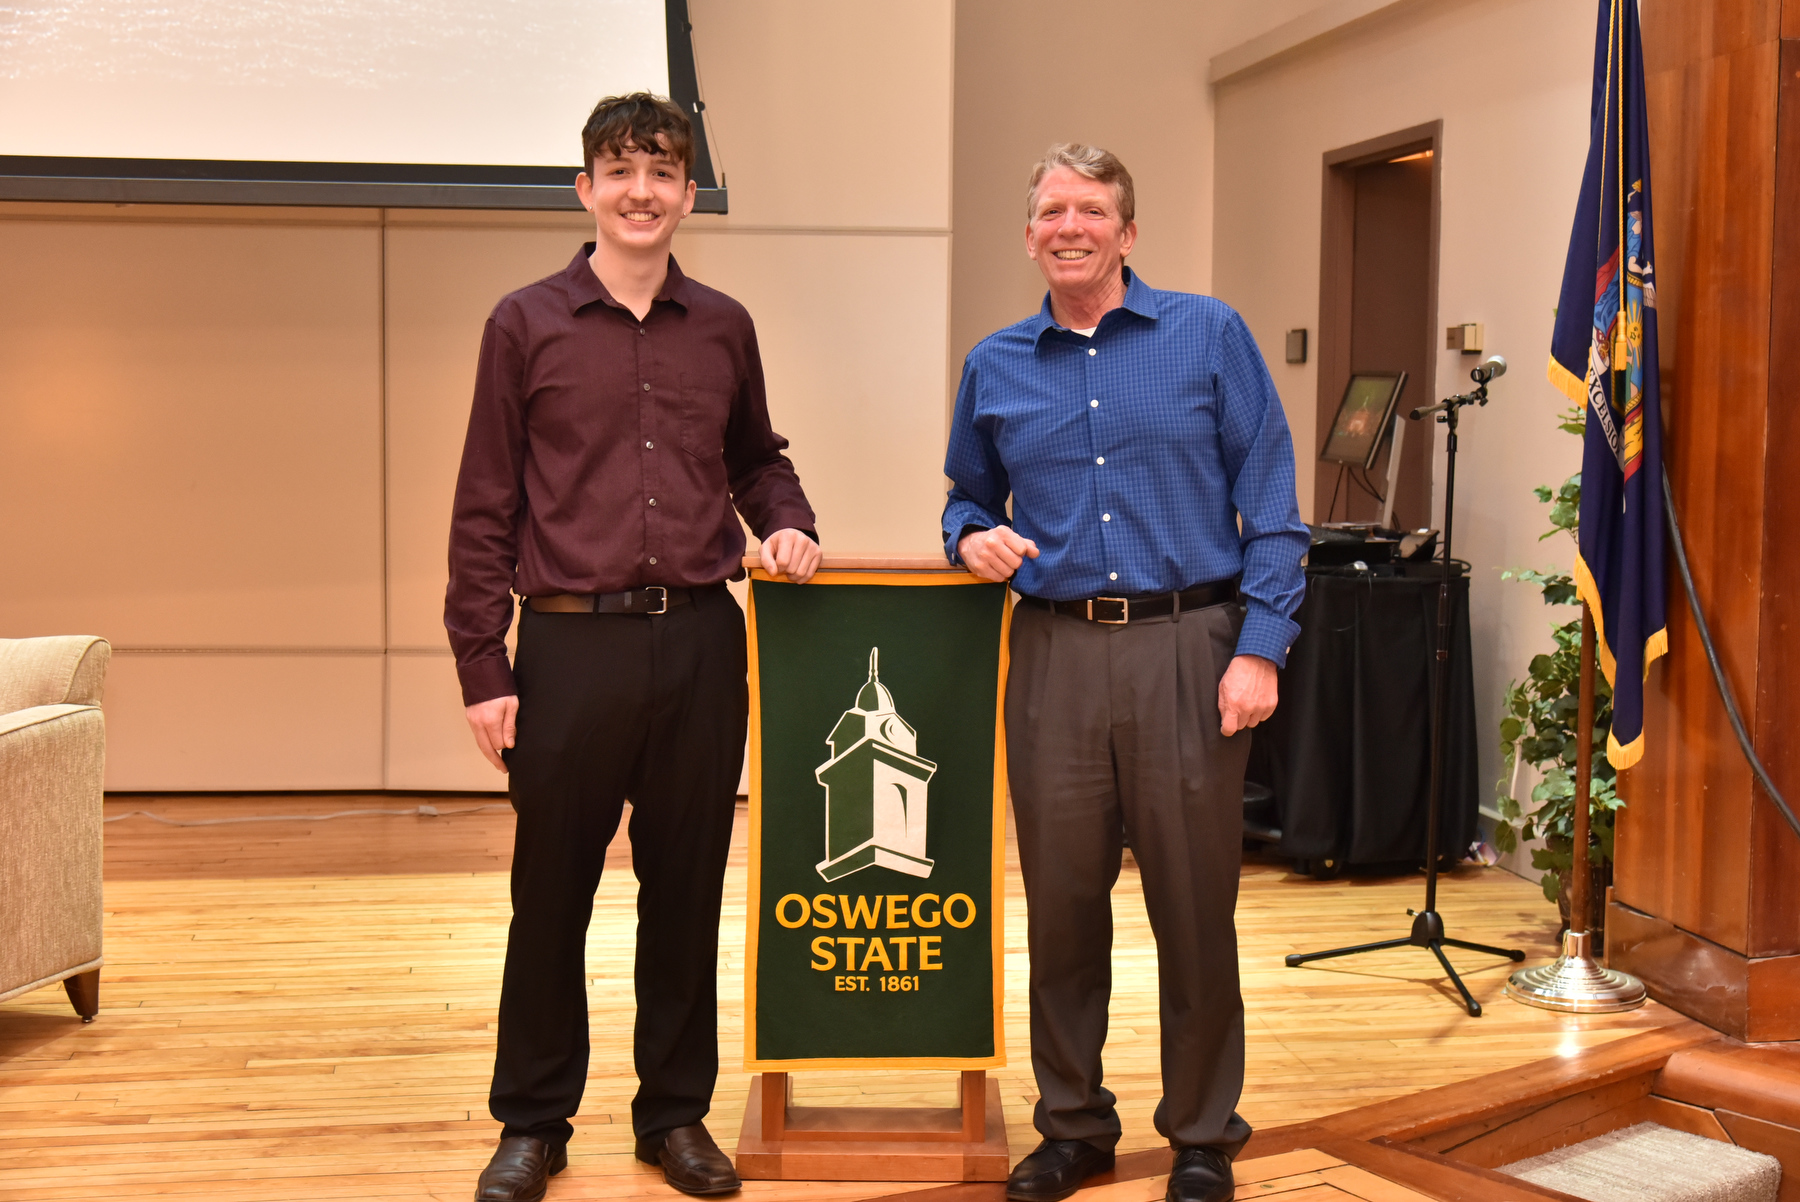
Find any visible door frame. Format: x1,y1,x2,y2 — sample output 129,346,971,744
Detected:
1315,120,1443,525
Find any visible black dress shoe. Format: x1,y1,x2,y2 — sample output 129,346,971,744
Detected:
1165,1145,1234,1202
635,1122,741,1195
475,1135,567,1202
1006,1138,1115,1202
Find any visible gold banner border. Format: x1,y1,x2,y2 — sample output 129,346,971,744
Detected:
742,567,1011,1071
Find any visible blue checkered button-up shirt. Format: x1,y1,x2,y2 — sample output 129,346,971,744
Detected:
942,269,1309,666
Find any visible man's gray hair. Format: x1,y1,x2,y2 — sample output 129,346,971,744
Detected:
1025,143,1136,225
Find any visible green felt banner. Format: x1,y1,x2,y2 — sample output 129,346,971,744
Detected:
745,571,1009,1069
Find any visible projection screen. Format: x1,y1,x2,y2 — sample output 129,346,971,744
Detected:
0,0,724,210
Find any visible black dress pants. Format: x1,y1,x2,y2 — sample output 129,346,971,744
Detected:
489,586,747,1148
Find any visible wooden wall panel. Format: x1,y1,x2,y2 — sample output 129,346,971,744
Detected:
1750,36,1800,957
1617,19,1780,955
1619,0,1800,1035
1643,0,1781,63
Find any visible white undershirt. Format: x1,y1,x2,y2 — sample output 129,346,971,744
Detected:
1071,326,1097,337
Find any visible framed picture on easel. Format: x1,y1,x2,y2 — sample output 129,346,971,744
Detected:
1322,371,1408,470
1320,371,1409,527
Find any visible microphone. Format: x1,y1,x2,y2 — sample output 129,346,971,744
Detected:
1410,354,1506,420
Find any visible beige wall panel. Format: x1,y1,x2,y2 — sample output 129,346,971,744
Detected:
382,651,744,796
1210,0,1594,809
688,0,952,231
383,221,589,650
0,215,384,649
672,230,952,555
104,653,382,791
386,223,950,670
385,653,507,792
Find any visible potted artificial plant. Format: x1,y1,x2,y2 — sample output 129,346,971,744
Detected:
1493,407,1619,950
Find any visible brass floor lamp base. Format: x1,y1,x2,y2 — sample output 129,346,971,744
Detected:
1505,930,1648,1013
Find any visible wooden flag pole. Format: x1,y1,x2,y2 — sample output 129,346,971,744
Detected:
1568,603,1597,940
1505,599,1645,1011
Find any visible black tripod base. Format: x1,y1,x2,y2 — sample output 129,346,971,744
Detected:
1285,911,1526,1017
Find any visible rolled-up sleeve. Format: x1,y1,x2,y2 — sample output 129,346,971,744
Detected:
941,356,1012,562
1216,313,1310,666
445,314,528,706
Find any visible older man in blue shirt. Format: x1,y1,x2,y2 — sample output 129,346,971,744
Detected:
944,144,1308,1202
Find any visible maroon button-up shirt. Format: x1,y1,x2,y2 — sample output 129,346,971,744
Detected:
446,246,816,705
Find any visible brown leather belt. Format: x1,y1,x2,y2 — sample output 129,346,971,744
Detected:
1020,577,1240,625
528,585,710,615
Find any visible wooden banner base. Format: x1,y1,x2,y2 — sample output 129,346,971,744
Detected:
734,1070,1010,1181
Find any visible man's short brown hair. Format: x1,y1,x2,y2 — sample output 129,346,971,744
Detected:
581,93,695,180
1025,143,1135,226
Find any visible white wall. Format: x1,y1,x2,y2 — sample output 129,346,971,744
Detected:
1211,0,1596,810
950,0,1318,378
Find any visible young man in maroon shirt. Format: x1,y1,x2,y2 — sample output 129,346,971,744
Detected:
447,93,821,1202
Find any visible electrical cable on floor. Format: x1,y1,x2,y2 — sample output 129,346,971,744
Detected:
1662,465,1800,840
103,803,512,826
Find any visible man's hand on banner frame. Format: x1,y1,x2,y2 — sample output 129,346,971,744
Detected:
957,527,1040,582
759,528,824,584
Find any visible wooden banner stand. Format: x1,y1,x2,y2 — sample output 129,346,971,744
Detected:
735,1069,1009,1181
736,556,1012,1182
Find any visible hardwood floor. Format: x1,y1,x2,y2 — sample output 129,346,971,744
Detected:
0,794,1678,1200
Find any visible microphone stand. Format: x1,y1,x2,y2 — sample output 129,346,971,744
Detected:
1284,368,1524,1017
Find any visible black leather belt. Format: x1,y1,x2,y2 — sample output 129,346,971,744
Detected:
528,585,712,615
1021,577,1240,625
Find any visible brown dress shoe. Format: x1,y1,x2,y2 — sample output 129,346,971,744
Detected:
634,1123,741,1195
475,1135,567,1202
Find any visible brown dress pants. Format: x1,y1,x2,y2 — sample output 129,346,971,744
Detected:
1006,598,1253,1155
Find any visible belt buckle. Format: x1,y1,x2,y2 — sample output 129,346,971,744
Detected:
643,586,668,615
1088,596,1129,624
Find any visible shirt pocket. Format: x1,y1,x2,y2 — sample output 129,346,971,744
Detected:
678,369,733,462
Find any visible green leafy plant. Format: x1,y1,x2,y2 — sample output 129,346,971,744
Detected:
1493,406,1622,905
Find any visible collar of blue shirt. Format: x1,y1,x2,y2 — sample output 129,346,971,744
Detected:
1027,265,1162,344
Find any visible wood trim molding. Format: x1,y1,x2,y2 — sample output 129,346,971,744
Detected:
1608,899,1800,1041
742,556,957,571
1332,1138,1588,1201
857,1020,1715,1202
1314,121,1442,524
1322,122,1439,171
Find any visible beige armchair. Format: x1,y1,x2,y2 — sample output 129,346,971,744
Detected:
0,636,109,1021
